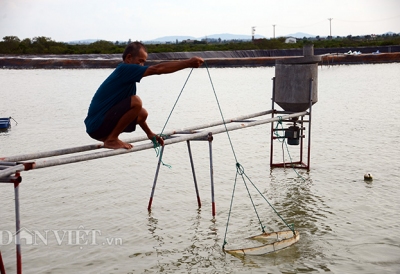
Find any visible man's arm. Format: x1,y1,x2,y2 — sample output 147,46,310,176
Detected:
143,57,204,77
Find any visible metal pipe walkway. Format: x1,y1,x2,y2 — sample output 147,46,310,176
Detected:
0,110,306,180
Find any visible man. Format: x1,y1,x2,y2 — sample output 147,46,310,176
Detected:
84,42,204,149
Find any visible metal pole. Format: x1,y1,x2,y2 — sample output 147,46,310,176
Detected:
307,78,314,171
208,133,215,217
328,18,333,37
13,173,22,274
273,25,276,39
147,146,165,211
186,141,201,208
299,115,304,165
270,77,276,168
0,251,6,274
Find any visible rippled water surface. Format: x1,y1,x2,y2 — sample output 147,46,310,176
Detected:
1,63,400,273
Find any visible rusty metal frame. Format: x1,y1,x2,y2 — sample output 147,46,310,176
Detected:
270,77,313,171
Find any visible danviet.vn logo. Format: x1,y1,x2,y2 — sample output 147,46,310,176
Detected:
0,226,123,249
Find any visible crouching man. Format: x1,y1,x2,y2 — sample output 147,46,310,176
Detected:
84,41,204,149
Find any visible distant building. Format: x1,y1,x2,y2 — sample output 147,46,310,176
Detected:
201,38,219,43
285,37,297,43
182,39,195,44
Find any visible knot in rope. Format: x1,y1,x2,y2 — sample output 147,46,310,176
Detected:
151,135,171,168
222,240,227,250
289,223,295,233
236,162,245,175
151,134,168,155
151,136,161,155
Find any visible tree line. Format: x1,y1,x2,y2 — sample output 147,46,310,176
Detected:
0,34,399,55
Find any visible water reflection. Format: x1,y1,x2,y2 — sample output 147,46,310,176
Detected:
266,168,334,271
142,209,222,273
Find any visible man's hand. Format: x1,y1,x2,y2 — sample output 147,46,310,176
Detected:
189,57,204,68
155,135,164,147
150,134,164,147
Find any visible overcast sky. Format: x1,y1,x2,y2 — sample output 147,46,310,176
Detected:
1,0,399,42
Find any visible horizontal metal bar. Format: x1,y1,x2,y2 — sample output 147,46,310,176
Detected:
0,161,17,166
172,130,200,134
0,110,273,162
0,165,25,179
273,127,305,131
190,136,210,141
275,110,310,115
231,119,257,122
0,175,22,183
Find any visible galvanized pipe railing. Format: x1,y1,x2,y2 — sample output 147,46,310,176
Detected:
0,111,306,179
0,110,273,163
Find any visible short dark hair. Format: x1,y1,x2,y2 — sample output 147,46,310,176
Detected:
122,41,147,60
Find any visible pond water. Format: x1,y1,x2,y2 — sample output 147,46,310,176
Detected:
1,63,400,273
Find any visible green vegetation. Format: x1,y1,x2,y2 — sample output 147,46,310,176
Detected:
0,34,399,55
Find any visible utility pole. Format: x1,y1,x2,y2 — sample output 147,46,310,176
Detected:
272,24,276,39
252,26,256,40
328,18,333,38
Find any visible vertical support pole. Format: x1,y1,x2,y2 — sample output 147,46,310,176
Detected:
0,251,6,274
148,146,165,211
208,132,215,217
186,140,201,208
307,78,314,171
299,115,304,164
270,77,276,168
13,173,22,274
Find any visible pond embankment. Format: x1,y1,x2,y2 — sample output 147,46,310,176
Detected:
1,45,399,69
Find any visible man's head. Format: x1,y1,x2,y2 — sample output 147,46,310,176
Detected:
122,42,148,65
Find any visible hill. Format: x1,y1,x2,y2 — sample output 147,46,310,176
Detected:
146,33,266,43
285,32,315,38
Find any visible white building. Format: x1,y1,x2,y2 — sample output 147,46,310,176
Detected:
285,37,297,43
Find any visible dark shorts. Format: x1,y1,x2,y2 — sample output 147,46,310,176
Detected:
88,97,137,141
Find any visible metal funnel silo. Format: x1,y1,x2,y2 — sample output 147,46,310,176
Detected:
274,45,321,112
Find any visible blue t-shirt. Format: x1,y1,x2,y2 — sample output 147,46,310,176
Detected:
84,63,148,133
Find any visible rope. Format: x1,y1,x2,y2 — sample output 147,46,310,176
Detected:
159,69,194,135
204,62,238,162
236,163,265,233
203,62,294,249
152,68,194,168
151,134,171,168
10,117,18,125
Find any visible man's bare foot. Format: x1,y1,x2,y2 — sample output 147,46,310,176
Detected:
103,139,133,149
